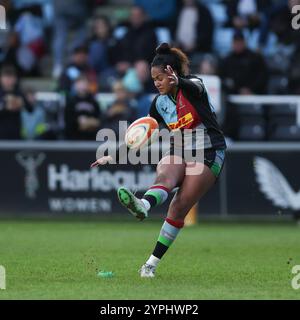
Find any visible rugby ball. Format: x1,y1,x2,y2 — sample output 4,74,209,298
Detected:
125,116,159,150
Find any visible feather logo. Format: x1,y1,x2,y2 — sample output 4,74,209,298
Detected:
254,157,300,210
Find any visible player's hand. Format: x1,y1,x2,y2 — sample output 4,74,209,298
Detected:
90,155,113,168
165,65,178,86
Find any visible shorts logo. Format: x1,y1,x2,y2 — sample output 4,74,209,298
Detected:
168,112,194,130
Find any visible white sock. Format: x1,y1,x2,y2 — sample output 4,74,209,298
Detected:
146,255,160,267
141,199,151,211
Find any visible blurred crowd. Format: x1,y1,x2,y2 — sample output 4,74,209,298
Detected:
0,0,300,141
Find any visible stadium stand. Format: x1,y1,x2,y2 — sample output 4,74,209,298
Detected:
0,0,299,142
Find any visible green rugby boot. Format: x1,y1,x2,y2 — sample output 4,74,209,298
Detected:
117,187,148,221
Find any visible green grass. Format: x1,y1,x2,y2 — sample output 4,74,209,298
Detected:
0,220,299,299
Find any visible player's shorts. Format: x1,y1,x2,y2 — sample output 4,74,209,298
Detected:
165,146,226,179
203,148,226,178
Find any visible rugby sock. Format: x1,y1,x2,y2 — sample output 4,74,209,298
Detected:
146,218,184,266
141,199,151,211
146,255,160,267
142,185,170,210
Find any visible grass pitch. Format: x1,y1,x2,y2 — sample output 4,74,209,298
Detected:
0,219,299,300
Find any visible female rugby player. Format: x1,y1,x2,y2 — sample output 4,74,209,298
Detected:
91,43,226,278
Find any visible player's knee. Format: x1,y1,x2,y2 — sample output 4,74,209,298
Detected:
155,173,176,190
169,197,190,218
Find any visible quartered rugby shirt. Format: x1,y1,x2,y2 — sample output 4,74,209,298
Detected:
149,75,227,150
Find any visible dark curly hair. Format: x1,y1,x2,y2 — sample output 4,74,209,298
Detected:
151,43,190,77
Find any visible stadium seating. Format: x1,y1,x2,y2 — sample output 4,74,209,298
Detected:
269,125,300,141
267,104,298,140
237,104,266,141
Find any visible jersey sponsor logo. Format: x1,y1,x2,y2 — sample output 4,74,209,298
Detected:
176,90,202,129
168,112,194,130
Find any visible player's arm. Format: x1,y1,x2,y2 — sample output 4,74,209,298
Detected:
148,95,165,125
165,65,204,96
90,155,114,167
90,141,129,168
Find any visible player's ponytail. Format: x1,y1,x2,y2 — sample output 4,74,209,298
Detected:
151,43,190,77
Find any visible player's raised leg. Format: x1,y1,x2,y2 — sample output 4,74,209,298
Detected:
118,155,185,221
140,163,216,277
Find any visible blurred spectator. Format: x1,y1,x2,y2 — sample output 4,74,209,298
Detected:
122,67,143,95
105,81,136,136
87,14,118,91
0,65,33,139
52,0,93,78
1,3,46,76
175,0,214,54
0,0,13,64
113,6,157,75
11,0,54,26
288,45,300,94
197,54,219,75
0,34,14,69
21,87,48,140
121,60,156,117
220,30,268,94
58,45,98,95
225,0,271,30
64,76,102,140
13,6,46,76
88,15,116,74
133,60,156,94
134,0,178,28
256,0,300,93
4,2,51,78
259,0,300,47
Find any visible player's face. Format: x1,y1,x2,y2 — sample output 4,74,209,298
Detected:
151,66,173,95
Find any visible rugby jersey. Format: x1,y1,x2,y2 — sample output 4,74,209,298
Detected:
149,75,226,150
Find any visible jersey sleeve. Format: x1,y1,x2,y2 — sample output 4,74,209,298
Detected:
177,76,205,97
149,95,164,124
